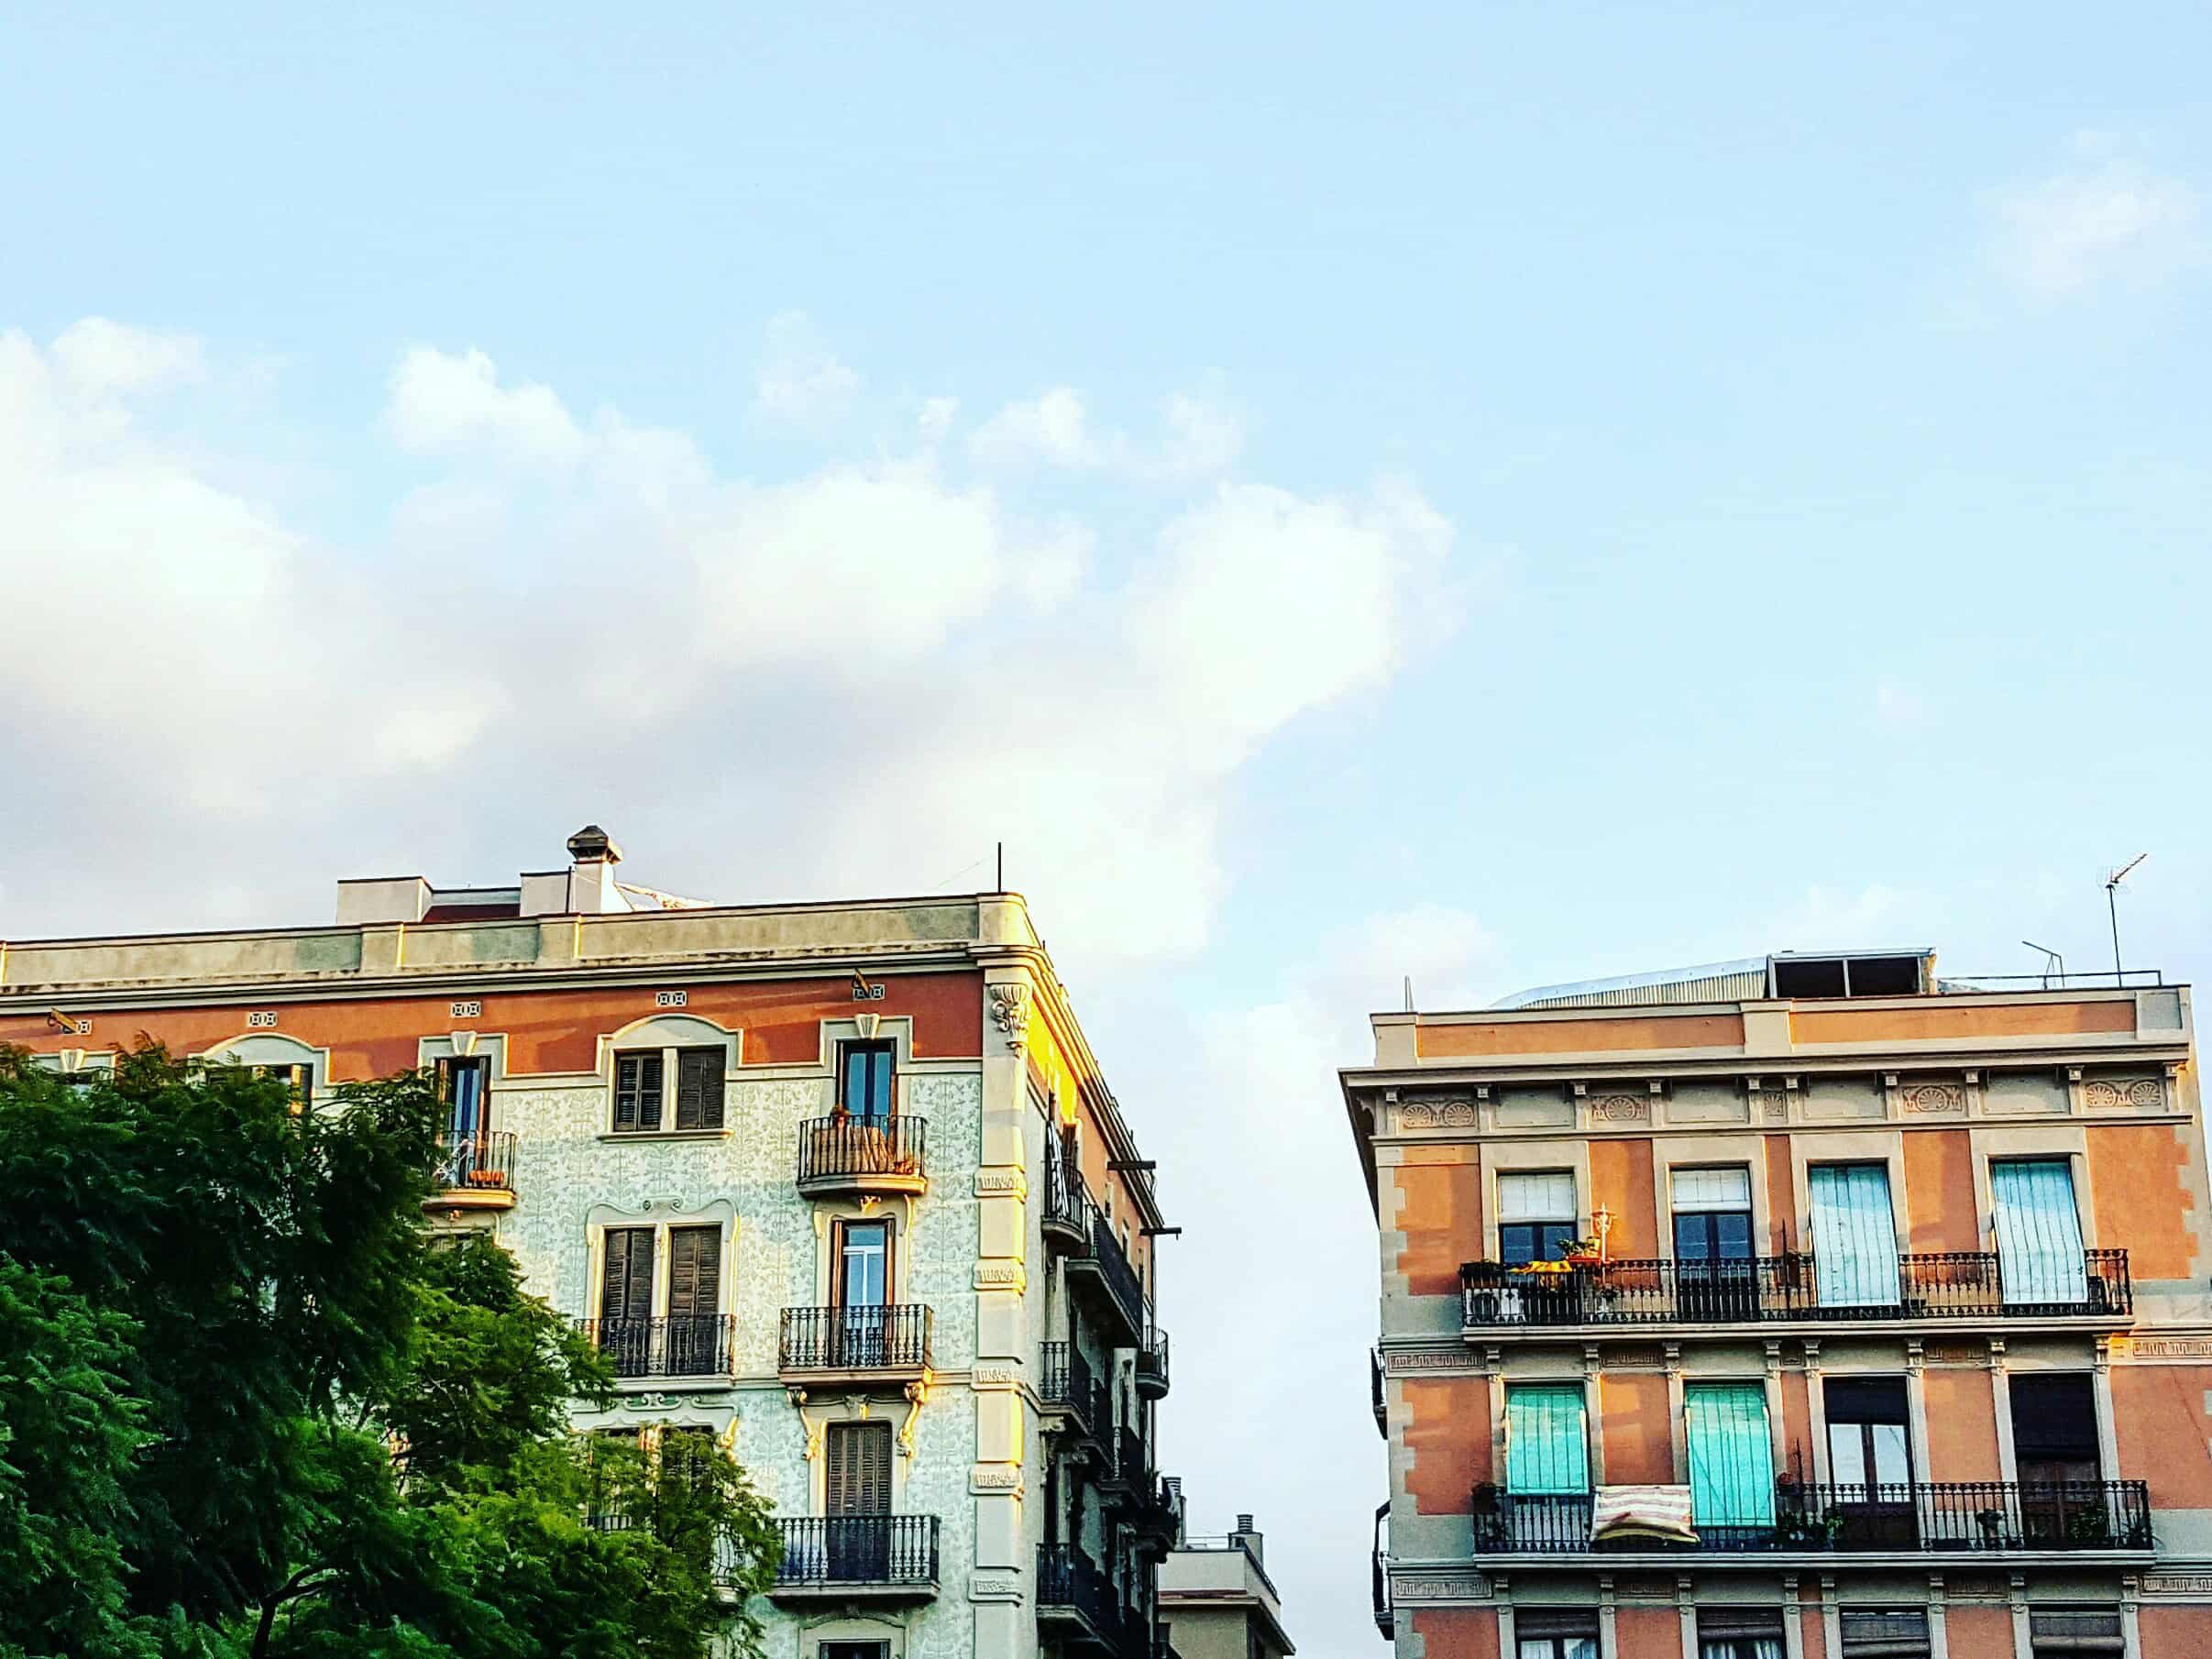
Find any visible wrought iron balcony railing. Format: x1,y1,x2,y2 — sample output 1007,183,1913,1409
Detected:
774,1515,939,1588
1461,1250,2130,1327
1135,1325,1170,1397
795,1115,927,1189
434,1130,515,1192
1471,1481,2153,1555
1037,1544,1128,1645
576,1315,734,1379
1068,1213,1147,1342
777,1304,933,1372
1370,1347,1387,1437
1040,1340,1096,1427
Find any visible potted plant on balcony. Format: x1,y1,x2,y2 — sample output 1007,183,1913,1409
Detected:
1562,1237,1603,1269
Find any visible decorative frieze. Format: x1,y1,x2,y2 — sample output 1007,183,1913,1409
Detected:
1392,1569,1491,1602
1398,1097,1478,1130
972,1364,1019,1389
974,1260,1027,1292
2142,1575,2212,1596
1589,1094,1650,1124
973,1167,1028,1198
1382,1349,1471,1373
2116,1337,2212,1359
970,1574,1022,1602
2085,1077,2168,1110
970,1464,1023,1493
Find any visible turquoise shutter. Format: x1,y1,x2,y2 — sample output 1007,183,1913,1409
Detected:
1505,1385,1590,1495
1991,1159,2088,1307
1684,1382,1775,1531
1809,1164,1900,1308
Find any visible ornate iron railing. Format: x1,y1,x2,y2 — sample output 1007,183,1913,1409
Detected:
1136,1325,1170,1394
1469,1481,2153,1554
1040,1340,1095,1425
1460,1250,2131,1326
576,1315,733,1379
774,1515,939,1587
796,1115,927,1185
777,1304,933,1371
1038,1544,1127,1643
1371,1347,1387,1435
434,1130,515,1192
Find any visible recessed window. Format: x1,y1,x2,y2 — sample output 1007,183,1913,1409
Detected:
838,1039,896,1121
436,1055,489,1139
249,1062,314,1113
1839,1609,1930,1658
1497,1171,1577,1267
611,1045,723,1133
1695,1607,1784,1659
1514,1609,1598,1659
2029,1608,2122,1656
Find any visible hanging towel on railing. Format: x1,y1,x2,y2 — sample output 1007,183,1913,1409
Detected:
1809,1163,1900,1308
1590,1484,1697,1544
1991,1159,2089,1307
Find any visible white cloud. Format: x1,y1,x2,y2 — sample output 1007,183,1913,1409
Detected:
969,380,1244,479
969,386,1098,467
384,345,584,460
50,317,204,397
751,311,862,432
1992,138,2202,300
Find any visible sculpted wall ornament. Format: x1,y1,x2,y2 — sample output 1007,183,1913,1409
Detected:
1398,1103,1437,1129
987,983,1031,1050
1900,1082,1963,1115
1589,1094,1649,1124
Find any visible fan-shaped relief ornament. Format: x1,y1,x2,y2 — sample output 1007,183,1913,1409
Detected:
2128,1079,2166,1108
1438,1100,1478,1127
1589,1094,1649,1123
2083,1081,2123,1108
1900,1082,1963,1115
1398,1102,1438,1130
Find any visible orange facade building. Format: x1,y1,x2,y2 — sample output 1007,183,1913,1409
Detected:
1347,950,2212,1659
0,829,1179,1659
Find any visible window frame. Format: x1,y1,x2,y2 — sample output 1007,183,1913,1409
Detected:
435,1054,490,1139
1497,1171,1578,1268
611,1044,725,1135
837,1039,897,1122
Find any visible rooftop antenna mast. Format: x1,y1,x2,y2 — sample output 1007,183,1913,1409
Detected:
2105,853,2148,985
2021,939,2064,990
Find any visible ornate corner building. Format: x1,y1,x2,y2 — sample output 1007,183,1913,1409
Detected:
1344,949,2212,1659
0,828,1181,1659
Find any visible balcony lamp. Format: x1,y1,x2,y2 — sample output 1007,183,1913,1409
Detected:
1591,1205,1613,1264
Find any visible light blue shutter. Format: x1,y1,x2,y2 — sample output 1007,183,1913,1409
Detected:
1684,1382,1775,1532
1991,1159,2088,1307
1505,1385,1590,1495
1809,1164,1901,1308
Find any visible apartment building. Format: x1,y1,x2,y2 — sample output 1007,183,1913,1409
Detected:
0,828,1181,1659
1347,949,2212,1659
1159,1512,1295,1659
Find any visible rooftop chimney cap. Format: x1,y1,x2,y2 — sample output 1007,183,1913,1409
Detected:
566,825,622,864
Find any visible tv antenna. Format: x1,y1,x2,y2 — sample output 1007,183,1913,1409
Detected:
2021,939,2064,989
2104,853,2148,984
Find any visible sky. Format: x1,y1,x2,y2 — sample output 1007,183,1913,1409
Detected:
5,4,2212,1649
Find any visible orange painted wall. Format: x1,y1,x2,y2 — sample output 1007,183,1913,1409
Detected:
1612,1607,1681,1657
1416,1013,1744,1058
1409,1607,1498,1659
1797,1586,1828,1659
1791,998,2133,1045
1902,1129,1982,1252
1403,1376,1490,1514
2140,1608,2212,1654
0,972,985,1079
1764,1135,1798,1255
1590,1137,1658,1258
1920,1368,2002,1481
2112,1364,2212,1507
1394,1147,1480,1298
1778,1368,1814,1482
1599,1373,1674,1483
1942,1605,2014,1658
2089,1124,2202,1280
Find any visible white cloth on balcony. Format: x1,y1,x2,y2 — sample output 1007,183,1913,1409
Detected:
1590,1483,1698,1545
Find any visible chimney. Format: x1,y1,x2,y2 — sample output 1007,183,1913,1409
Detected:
1229,1512,1261,1566
566,825,628,915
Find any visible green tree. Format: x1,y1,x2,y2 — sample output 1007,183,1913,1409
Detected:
0,1047,778,1659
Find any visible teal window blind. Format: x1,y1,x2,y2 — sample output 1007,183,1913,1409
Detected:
1809,1163,1900,1308
1505,1385,1590,1495
1991,1159,2088,1307
1685,1382,1775,1529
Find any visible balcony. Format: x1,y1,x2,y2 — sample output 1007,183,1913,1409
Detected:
1135,1326,1171,1399
1067,1214,1147,1347
576,1315,733,1380
1100,1423,1151,1507
770,1515,939,1600
1040,1341,1099,1435
795,1115,928,1199
1371,1547,1393,1639
1042,1154,1092,1253
1370,1347,1387,1437
1460,1250,2131,1330
1131,1471,1183,1555
777,1304,933,1384
1037,1544,1131,1651
1470,1480,2153,1557
425,1131,517,1211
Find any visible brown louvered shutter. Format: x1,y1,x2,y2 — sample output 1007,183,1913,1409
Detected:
826,1421,893,1515
600,1227,655,1322
675,1049,722,1131
615,1053,665,1132
667,1226,720,1316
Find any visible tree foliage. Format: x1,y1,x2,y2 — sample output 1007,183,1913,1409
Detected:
0,1045,778,1659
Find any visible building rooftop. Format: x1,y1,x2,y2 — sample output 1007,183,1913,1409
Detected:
1490,948,2165,1011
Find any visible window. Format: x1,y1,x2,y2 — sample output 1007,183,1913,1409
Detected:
613,1046,723,1133
1824,1378,1915,1547
1808,1164,1900,1309
249,1062,314,1113
1505,1386,1590,1495
436,1056,489,1139
823,1420,895,1578
1991,1159,2089,1308
1514,1610,1598,1659
838,1040,896,1122
1696,1608,1784,1659
2010,1373,2106,1544
838,1220,890,1309
1685,1383,1776,1542
820,1646,891,1659
1839,1610,1931,1658
599,1226,655,1376
1674,1167,1756,1317
665,1225,722,1372
1498,1172,1577,1267
2029,1608,2123,1655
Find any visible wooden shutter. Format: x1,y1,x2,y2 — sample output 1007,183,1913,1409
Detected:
600,1227,655,1322
826,1421,893,1515
675,1049,723,1131
615,1052,664,1132
666,1225,721,1317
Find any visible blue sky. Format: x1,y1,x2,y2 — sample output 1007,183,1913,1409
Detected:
5,5,2210,1648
